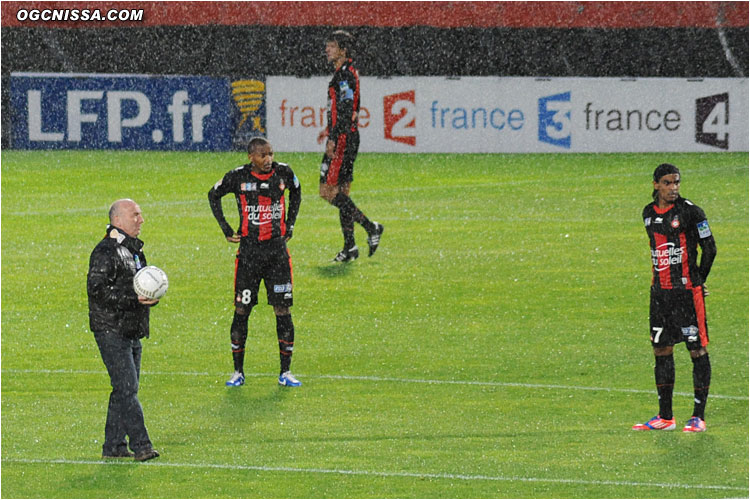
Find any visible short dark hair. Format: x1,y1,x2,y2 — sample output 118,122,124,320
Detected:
247,136,270,155
327,30,355,58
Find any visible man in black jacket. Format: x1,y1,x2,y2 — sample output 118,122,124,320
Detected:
87,199,160,461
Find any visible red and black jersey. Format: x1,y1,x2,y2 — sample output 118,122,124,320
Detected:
209,162,301,244
326,58,360,144
642,196,716,290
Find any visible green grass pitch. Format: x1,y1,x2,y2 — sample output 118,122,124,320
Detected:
1,150,747,498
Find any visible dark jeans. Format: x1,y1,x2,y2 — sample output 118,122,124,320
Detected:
94,331,152,455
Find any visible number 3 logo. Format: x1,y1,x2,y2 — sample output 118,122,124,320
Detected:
538,92,571,149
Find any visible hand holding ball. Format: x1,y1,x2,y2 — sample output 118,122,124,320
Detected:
133,266,169,300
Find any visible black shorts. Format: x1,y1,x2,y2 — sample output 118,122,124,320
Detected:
234,238,293,308
320,131,359,186
649,287,708,350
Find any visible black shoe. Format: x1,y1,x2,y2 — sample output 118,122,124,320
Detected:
367,223,384,257
333,246,359,263
102,450,135,459
134,448,160,462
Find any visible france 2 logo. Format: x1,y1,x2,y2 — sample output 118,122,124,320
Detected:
383,90,416,146
538,92,571,149
695,93,729,149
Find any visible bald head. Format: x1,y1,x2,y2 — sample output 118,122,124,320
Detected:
109,199,144,237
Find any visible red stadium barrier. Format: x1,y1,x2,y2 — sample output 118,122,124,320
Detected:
2,1,748,28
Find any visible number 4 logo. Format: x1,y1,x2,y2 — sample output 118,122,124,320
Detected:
696,93,729,149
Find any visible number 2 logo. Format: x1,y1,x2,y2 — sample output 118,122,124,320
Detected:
383,90,416,146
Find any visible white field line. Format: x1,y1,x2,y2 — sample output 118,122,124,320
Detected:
4,164,747,217
2,368,747,401
2,457,747,492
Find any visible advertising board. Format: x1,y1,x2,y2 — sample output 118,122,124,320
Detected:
266,76,748,153
10,72,235,150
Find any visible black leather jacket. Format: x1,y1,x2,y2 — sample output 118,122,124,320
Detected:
87,225,151,339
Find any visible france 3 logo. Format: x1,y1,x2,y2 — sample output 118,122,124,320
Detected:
695,93,729,150
538,92,571,149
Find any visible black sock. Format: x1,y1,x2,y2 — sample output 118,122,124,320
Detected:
230,311,250,374
691,353,711,420
332,193,375,234
654,354,675,420
276,314,294,374
339,207,356,250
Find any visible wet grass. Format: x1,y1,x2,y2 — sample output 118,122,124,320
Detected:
1,150,748,498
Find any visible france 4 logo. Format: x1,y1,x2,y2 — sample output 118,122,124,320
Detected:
538,91,571,149
695,93,729,150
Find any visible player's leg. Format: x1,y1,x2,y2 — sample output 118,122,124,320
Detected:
684,287,710,432
227,253,260,387
320,154,358,261
264,242,300,387
321,182,358,261
325,135,384,258
331,188,384,257
653,345,676,419
336,137,383,252
633,290,676,430
338,182,356,253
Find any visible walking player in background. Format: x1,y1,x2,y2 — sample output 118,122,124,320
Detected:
208,137,302,388
317,30,383,262
633,163,717,432
87,199,160,461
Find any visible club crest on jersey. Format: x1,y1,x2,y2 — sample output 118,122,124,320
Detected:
241,182,257,191
279,181,285,191
671,217,680,228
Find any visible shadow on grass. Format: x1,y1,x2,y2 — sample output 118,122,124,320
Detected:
314,263,355,278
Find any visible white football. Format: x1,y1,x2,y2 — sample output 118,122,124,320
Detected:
133,266,169,300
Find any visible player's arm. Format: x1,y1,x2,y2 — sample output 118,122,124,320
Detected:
698,235,717,283
208,174,238,241
328,74,356,145
285,168,302,241
693,206,717,283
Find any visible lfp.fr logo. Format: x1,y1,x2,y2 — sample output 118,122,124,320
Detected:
695,93,729,150
383,90,416,146
538,91,571,149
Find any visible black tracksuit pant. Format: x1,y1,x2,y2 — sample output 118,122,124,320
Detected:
94,331,153,455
